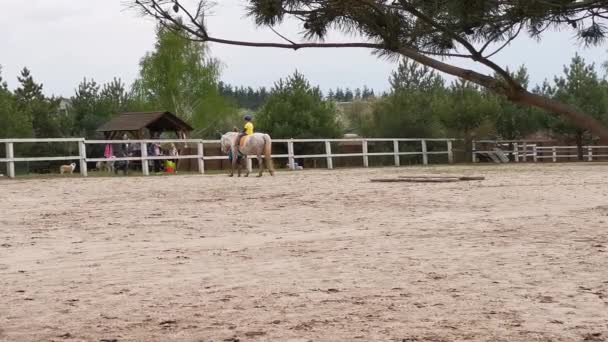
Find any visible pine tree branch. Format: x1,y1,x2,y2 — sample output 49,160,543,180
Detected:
131,0,608,142
268,26,298,46
483,24,524,59
393,0,522,91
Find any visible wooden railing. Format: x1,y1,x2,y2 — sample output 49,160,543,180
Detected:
0,137,456,178
472,140,608,163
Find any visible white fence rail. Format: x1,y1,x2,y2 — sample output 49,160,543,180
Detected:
473,140,608,163
0,137,455,178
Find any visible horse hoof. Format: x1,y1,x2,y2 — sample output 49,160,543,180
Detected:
228,174,234,177
244,174,249,178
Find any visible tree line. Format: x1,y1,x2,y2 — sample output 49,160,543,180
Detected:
342,56,608,159
249,54,608,161
218,83,377,109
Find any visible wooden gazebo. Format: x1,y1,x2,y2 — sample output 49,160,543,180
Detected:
96,111,193,139
97,111,195,172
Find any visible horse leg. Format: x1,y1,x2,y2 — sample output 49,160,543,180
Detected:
241,155,248,177
229,156,236,177
266,157,274,176
257,155,264,177
243,157,249,177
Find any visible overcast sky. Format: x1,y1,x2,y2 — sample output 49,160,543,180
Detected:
1,0,606,97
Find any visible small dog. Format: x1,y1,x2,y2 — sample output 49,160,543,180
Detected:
60,163,76,175
96,157,115,173
286,162,304,170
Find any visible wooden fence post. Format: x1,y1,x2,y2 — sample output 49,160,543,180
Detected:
6,141,15,179
552,147,557,162
393,140,400,166
513,143,519,162
325,141,333,169
522,142,528,162
362,139,369,167
421,139,428,165
141,142,149,176
532,145,538,163
447,140,454,164
246,157,253,173
78,139,88,177
588,146,593,162
197,141,205,174
287,139,295,170
472,140,477,163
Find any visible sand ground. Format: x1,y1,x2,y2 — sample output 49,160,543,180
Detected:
1,163,607,342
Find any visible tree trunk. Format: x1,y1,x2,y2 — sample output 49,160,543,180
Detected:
576,131,584,161
516,91,608,144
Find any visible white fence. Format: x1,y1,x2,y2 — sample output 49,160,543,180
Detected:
472,140,608,163
0,137,455,178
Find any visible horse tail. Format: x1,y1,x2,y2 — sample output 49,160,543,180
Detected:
263,134,274,173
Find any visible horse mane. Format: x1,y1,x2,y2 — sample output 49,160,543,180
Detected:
232,127,239,132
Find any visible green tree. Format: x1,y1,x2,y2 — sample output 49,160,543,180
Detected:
367,93,443,138
136,0,608,141
361,86,375,99
14,67,41,131
10,67,62,164
361,59,445,138
545,55,608,159
492,66,546,140
0,66,32,138
132,24,234,134
344,88,354,102
218,83,270,109
338,100,375,135
335,88,345,102
70,78,108,138
257,71,341,139
100,77,130,114
14,67,60,138
438,80,500,157
389,59,444,92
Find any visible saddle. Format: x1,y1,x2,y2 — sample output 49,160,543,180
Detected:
231,135,249,158
239,135,250,148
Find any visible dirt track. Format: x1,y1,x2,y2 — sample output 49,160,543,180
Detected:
1,164,608,341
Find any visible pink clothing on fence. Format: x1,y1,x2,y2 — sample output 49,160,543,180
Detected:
104,144,113,158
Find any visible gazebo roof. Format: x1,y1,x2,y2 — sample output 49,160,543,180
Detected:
96,111,193,133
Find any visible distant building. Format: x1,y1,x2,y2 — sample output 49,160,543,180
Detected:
58,98,71,116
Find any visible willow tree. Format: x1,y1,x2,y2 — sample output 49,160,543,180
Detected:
133,0,608,141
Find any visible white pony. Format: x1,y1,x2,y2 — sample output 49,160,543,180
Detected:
220,131,275,177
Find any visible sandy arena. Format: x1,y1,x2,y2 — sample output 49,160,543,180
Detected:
1,163,607,341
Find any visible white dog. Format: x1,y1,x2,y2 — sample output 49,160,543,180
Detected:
286,162,304,170
60,163,76,175
96,156,115,173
